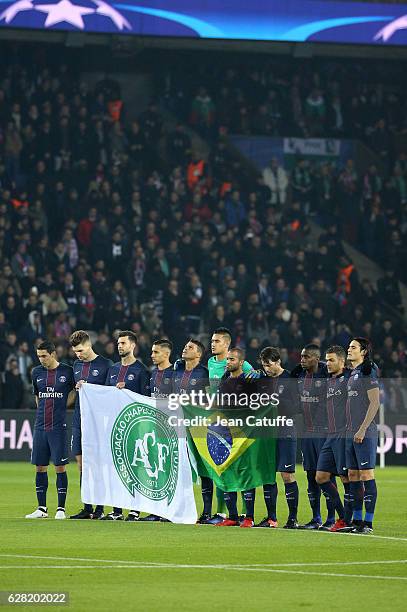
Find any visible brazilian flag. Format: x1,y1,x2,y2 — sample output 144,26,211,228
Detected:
184,404,277,492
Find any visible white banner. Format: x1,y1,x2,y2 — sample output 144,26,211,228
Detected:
283,138,340,156
80,384,197,524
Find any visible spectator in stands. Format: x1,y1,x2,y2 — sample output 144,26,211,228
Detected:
262,158,289,206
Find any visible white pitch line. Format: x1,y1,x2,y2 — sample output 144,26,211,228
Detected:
1,554,407,570
247,560,407,567
0,564,406,581
310,531,407,543
0,553,145,565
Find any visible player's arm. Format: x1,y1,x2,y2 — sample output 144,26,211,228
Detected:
32,373,39,407
67,390,77,408
139,368,151,396
354,386,380,443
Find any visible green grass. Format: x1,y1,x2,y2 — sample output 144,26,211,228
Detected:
0,463,406,611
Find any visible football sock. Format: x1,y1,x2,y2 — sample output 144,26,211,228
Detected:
306,470,321,521
263,483,278,520
349,481,364,523
363,479,377,527
224,491,238,521
56,472,68,509
319,480,344,520
240,491,247,515
325,475,338,522
343,482,352,524
36,472,48,508
201,477,213,515
243,489,255,519
216,486,227,514
284,481,299,520
81,472,93,513
95,505,104,513
113,507,123,514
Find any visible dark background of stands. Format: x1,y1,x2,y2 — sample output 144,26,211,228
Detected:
0,29,406,412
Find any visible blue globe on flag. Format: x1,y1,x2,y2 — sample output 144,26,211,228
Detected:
207,423,232,466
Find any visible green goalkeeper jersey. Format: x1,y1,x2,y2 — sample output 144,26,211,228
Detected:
207,355,253,385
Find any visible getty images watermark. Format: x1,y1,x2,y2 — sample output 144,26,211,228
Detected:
164,390,294,429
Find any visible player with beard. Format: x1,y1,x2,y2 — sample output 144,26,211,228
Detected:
343,338,380,534
150,339,173,399
206,328,253,522
253,347,299,529
215,348,256,528
315,346,352,532
139,339,174,522
292,344,337,530
102,331,150,521
172,339,214,525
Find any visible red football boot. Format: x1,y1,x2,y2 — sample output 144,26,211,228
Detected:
240,518,254,528
216,518,239,527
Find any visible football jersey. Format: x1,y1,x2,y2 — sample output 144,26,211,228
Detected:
32,363,75,431
294,363,328,433
345,364,379,433
255,370,297,418
207,356,253,380
150,366,173,398
218,372,251,408
172,363,209,395
72,355,112,427
107,360,151,396
326,369,351,434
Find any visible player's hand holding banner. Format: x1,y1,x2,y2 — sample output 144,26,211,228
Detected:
80,384,197,524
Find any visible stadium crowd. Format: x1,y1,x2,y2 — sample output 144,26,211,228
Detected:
0,46,406,410
161,54,407,273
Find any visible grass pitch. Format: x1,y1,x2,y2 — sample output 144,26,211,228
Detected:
0,462,406,611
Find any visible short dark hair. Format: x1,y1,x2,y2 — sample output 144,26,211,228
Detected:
303,343,321,357
326,345,347,361
212,327,232,345
188,339,205,358
260,346,281,363
69,330,90,347
37,340,56,354
228,347,245,361
117,330,138,345
153,339,173,352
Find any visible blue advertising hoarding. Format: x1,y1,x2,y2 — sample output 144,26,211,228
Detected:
0,0,407,46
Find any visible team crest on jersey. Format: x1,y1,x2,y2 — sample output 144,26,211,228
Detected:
164,378,170,384
278,385,284,394
315,380,322,387
59,376,67,383
354,374,359,380
127,374,135,381
339,376,344,382
91,369,99,376
191,379,197,385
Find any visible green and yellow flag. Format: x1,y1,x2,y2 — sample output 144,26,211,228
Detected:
184,404,277,491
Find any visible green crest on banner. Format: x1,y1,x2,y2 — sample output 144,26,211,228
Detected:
111,402,179,505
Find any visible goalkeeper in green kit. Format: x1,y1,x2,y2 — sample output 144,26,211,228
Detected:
197,328,253,524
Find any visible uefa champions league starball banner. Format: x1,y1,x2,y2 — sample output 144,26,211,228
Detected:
80,384,197,524
0,0,407,46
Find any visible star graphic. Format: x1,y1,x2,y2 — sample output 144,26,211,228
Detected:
374,15,407,42
35,0,95,29
0,0,34,24
94,0,131,30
